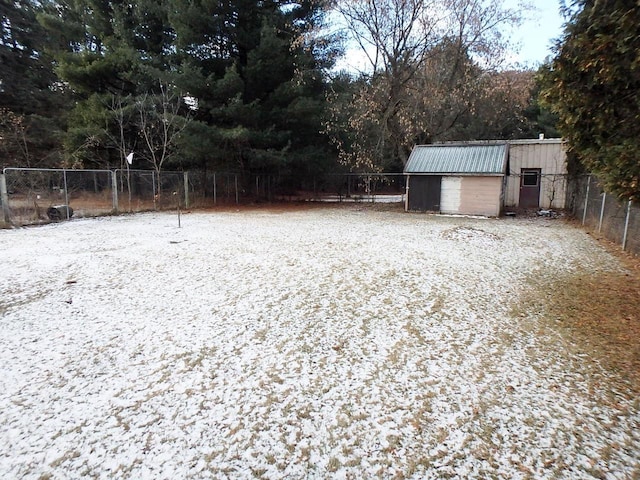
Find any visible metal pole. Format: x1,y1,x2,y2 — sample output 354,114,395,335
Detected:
598,191,606,233
111,170,119,212
405,176,410,211
582,175,591,225
183,171,189,209
63,169,70,219
177,200,181,228
622,200,632,251
235,175,239,204
0,173,11,224
152,171,157,210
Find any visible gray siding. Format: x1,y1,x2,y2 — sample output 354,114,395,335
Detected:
505,140,568,209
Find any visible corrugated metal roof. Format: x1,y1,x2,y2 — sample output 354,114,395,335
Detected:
405,143,508,175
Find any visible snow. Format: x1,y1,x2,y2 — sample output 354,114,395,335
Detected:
0,208,638,479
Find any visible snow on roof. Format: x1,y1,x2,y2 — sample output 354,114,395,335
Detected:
405,143,508,175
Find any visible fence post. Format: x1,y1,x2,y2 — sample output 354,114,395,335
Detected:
62,169,70,219
111,170,119,212
0,173,11,224
183,171,189,209
582,175,590,225
405,176,410,211
235,175,239,204
598,191,606,232
622,200,632,251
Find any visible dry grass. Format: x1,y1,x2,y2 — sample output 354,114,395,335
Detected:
523,242,640,394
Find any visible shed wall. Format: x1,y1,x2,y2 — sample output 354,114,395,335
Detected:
505,141,568,209
459,177,502,217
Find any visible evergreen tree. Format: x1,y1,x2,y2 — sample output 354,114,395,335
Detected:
39,0,339,183
541,0,640,200
169,0,339,180
0,0,67,167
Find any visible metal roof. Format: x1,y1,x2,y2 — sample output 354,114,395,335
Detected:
405,143,508,175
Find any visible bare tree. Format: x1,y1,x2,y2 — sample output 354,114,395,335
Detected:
101,95,136,210
329,0,528,171
0,108,31,168
136,82,190,208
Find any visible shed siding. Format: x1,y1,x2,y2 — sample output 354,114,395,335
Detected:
459,177,502,217
440,177,462,213
505,141,568,209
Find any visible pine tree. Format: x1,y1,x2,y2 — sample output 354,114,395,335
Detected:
0,0,68,167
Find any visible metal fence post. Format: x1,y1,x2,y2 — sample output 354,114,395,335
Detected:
598,191,606,232
183,171,189,209
405,175,410,211
111,170,119,212
582,175,590,225
622,200,632,251
63,169,70,219
0,173,11,224
152,171,157,210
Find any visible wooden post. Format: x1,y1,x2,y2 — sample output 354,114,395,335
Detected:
0,173,11,224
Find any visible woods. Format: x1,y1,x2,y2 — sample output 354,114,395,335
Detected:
5,0,626,192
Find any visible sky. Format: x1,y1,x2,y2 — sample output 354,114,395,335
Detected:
334,0,567,72
506,0,566,66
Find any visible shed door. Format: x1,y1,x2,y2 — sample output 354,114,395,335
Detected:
519,169,541,208
408,176,442,212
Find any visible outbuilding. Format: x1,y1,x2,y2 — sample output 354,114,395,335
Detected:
404,138,568,216
404,142,508,217
504,138,567,210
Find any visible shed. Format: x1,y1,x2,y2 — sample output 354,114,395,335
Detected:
504,138,567,210
404,143,508,217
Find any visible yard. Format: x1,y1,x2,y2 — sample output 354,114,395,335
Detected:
0,206,638,479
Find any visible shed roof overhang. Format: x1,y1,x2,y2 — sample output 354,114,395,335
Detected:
404,143,508,176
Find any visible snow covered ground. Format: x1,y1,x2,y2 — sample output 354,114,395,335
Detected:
1,208,638,479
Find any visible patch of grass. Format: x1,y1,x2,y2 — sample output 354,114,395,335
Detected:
326,456,341,472
520,255,640,393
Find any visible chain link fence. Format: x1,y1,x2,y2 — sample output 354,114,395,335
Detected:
269,173,406,203
1,168,406,226
5,167,635,256
571,175,639,255
1,168,114,225
0,168,191,225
